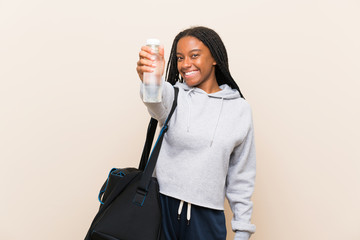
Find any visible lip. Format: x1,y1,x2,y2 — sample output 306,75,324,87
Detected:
182,70,199,78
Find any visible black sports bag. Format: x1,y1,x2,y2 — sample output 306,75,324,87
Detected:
84,87,179,240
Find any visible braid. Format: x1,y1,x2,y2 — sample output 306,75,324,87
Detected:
165,26,245,99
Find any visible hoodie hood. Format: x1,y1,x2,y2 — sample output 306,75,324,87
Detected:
174,82,241,146
175,82,241,100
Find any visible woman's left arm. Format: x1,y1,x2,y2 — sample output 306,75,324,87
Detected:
226,105,257,240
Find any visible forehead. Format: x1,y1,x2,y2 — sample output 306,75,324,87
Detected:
176,36,207,53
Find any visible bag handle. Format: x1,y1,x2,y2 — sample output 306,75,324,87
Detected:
133,86,179,206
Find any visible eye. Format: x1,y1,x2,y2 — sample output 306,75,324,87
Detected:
191,54,199,58
177,56,183,61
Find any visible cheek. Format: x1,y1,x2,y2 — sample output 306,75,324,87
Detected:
203,59,215,71
177,63,183,76
195,59,206,69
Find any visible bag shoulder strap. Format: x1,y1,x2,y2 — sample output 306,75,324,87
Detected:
138,118,158,171
133,86,179,205
138,86,179,171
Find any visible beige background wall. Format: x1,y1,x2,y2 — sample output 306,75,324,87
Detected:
1,0,359,239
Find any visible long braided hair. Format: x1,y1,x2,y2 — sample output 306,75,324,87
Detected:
165,26,245,99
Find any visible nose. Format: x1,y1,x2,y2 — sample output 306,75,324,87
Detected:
182,57,192,68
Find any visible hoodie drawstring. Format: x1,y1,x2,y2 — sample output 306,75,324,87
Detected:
185,88,226,147
185,89,195,132
177,200,192,225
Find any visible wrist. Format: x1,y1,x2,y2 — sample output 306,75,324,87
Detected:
234,231,251,240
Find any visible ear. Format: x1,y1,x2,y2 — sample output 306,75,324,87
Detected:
213,61,217,66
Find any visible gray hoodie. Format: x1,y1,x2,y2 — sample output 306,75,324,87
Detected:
141,81,256,239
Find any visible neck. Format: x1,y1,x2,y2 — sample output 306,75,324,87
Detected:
201,84,221,94
197,75,221,94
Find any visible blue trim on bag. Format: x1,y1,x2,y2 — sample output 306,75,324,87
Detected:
111,170,125,177
98,168,125,204
143,124,168,172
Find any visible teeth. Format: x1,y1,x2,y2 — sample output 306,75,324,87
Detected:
185,71,197,76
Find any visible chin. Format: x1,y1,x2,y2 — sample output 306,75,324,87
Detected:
184,79,200,88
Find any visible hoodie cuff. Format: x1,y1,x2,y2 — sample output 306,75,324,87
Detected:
234,231,251,240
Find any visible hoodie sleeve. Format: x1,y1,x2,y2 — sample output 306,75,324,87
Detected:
140,81,175,125
226,103,256,240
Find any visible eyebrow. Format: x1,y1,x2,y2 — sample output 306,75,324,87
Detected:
176,49,202,55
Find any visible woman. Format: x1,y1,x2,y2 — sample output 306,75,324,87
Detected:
136,26,256,240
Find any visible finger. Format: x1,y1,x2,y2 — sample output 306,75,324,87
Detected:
140,46,154,58
137,65,155,74
139,50,156,61
137,58,156,67
141,45,153,53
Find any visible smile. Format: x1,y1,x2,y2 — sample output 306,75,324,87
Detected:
184,70,199,76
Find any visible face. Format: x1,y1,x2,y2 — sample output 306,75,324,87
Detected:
176,36,217,91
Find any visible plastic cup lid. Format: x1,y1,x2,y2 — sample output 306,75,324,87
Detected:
146,38,160,45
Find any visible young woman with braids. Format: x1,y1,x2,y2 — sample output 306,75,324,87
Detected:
136,26,256,240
